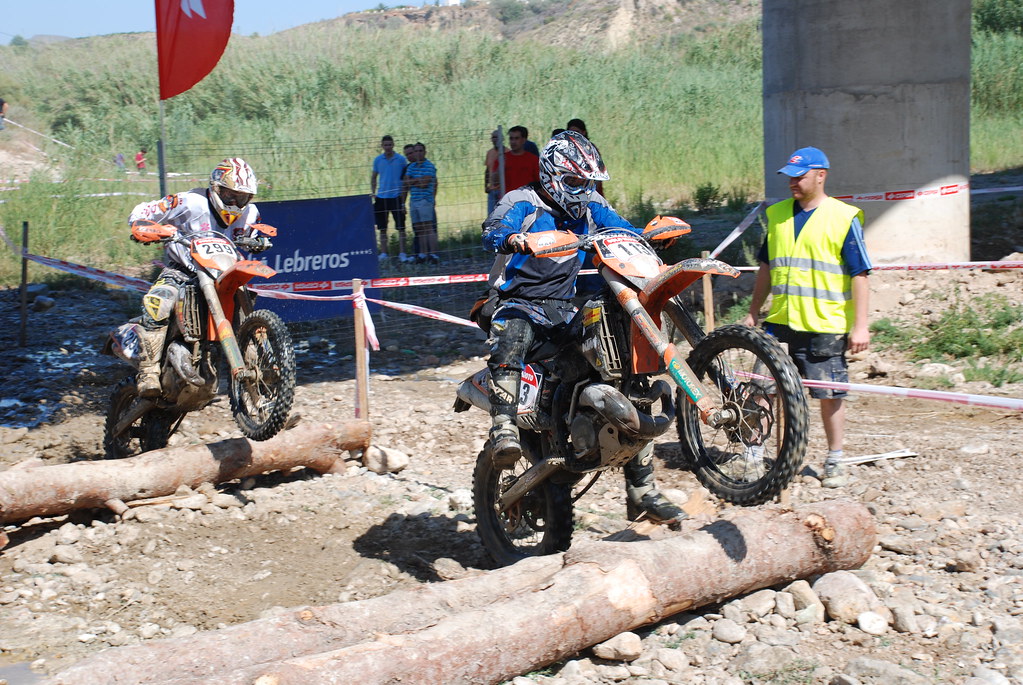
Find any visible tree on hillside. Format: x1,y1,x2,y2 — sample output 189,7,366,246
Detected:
10,35,28,47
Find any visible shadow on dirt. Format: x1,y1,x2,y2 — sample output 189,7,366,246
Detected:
352,512,494,580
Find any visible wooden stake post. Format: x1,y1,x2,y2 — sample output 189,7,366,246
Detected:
353,278,370,420
19,221,29,347
701,250,715,331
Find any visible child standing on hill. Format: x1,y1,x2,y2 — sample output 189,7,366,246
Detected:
135,148,148,175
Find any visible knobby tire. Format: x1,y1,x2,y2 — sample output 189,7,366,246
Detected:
229,310,296,441
102,376,175,459
472,440,574,566
676,324,809,505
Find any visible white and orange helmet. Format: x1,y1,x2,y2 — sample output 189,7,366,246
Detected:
209,157,258,225
538,131,609,219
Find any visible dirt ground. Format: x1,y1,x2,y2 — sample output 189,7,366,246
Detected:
2,194,1023,683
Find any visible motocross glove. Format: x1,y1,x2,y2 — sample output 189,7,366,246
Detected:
507,233,531,254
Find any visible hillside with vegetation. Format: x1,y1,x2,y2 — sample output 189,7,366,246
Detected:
0,0,1021,283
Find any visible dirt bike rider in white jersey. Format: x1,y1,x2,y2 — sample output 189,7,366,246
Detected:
127,157,270,398
482,131,684,526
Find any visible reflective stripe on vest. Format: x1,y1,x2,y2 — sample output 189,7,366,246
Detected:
764,197,864,334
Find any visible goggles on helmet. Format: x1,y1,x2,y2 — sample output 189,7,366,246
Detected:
217,187,253,208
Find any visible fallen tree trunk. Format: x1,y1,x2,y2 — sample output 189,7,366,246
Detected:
47,500,876,685
0,421,370,524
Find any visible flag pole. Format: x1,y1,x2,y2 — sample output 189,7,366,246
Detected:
157,99,168,198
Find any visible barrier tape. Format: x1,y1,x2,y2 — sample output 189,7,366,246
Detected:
732,260,1023,273
709,201,767,259
7,225,1023,413
833,182,971,203
801,377,1023,412
363,297,476,329
707,182,1023,258
3,118,73,149
252,272,488,293
352,290,380,350
24,253,152,292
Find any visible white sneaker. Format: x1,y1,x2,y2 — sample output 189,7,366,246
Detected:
823,458,845,479
821,458,848,488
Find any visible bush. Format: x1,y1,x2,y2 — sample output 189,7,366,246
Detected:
693,182,722,212
975,0,1023,33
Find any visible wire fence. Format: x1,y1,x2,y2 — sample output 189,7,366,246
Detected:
164,129,500,348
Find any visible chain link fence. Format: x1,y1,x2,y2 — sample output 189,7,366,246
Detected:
165,129,500,351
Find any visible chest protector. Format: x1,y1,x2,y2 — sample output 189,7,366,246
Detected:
765,197,864,334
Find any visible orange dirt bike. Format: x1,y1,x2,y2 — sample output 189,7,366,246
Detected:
102,221,296,458
455,217,808,564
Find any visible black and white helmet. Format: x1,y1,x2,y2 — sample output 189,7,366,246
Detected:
538,131,609,219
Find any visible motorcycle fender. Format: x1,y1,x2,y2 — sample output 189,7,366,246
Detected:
639,257,740,317
215,260,276,327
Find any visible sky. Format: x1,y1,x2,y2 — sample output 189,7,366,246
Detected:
1,0,389,42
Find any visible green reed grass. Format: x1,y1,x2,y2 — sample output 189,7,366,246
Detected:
1,18,1021,285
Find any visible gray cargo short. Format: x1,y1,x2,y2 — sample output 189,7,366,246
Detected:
765,323,848,399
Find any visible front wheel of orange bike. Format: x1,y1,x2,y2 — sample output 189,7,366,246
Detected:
675,324,809,505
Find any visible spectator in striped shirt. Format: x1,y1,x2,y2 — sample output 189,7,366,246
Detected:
405,142,440,264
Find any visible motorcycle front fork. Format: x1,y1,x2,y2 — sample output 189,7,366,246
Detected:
197,272,250,381
606,278,736,429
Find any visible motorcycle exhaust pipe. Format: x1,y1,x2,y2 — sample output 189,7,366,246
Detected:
578,381,674,439
454,370,491,413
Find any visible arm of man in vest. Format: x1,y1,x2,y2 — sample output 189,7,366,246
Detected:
742,261,772,327
849,273,870,354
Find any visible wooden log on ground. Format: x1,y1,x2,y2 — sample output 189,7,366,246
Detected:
47,500,875,685
0,421,370,524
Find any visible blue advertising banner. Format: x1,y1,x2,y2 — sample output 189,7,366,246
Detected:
252,195,378,322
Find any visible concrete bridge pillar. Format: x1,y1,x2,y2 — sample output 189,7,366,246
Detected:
763,0,971,262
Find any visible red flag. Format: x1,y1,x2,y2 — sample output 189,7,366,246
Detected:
156,0,234,100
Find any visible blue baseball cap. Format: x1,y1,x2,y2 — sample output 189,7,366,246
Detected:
777,147,830,177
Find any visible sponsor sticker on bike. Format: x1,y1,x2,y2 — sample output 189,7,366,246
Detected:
517,364,543,414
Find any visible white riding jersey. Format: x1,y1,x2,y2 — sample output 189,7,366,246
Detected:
129,188,260,269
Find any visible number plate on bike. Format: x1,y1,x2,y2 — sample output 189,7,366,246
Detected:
193,237,236,255
595,234,660,278
191,237,238,270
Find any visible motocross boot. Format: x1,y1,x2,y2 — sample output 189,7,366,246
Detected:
488,367,522,468
136,326,168,399
624,446,687,528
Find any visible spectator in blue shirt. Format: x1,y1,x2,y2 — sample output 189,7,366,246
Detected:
370,135,409,263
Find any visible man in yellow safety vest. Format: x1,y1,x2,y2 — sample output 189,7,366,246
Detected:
743,146,872,487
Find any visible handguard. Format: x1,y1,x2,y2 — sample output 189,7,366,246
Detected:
642,215,691,249
130,220,177,243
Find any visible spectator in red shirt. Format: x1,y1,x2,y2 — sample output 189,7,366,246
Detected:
490,125,539,197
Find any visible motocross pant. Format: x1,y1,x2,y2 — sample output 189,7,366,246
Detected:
136,268,187,396
142,267,189,330
487,315,535,433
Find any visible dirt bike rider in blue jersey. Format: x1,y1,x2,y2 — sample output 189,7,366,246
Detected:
481,131,684,525
127,157,270,398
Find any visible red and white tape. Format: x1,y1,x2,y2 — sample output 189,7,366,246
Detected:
734,260,1023,272
801,377,1023,412
364,297,476,329
833,182,971,203
7,225,1023,413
